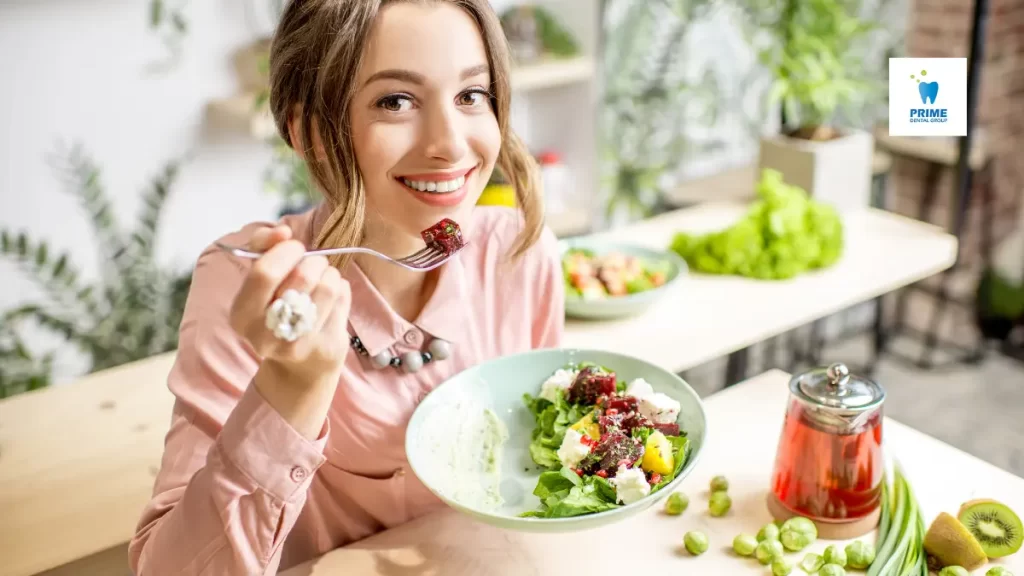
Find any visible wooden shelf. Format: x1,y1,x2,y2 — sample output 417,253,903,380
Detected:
205,93,277,140
206,56,595,140
510,56,595,92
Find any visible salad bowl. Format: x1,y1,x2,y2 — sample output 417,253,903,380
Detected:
558,237,688,321
405,348,707,533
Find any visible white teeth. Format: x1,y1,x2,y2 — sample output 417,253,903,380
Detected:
402,175,465,194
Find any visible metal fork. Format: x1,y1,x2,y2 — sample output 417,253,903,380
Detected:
213,241,467,272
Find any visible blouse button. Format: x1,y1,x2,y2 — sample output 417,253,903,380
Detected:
290,466,308,483
404,330,421,345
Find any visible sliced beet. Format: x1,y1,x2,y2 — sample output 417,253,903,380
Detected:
653,422,681,437
566,366,617,405
582,430,643,475
605,395,638,413
420,218,465,255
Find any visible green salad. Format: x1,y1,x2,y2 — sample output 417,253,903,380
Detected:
562,249,673,299
519,362,691,518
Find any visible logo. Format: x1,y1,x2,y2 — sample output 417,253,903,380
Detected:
888,58,966,137
914,70,939,104
909,69,947,124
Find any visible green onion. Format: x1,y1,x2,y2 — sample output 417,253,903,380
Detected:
867,461,927,576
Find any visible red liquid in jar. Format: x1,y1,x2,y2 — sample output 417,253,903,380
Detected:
770,399,884,521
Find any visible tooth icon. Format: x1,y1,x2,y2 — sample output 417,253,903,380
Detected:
919,81,939,104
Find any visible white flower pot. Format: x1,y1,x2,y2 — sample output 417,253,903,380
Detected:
756,128,875,213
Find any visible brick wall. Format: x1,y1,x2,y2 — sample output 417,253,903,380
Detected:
886,0,1024,348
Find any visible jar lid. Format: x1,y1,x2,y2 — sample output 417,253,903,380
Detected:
790,362,885,413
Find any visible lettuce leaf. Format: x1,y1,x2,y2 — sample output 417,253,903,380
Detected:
520,467,620,518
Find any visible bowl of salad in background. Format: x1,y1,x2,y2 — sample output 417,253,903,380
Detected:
559,237,688,320
405,348,707,533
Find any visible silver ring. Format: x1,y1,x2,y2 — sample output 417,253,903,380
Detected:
264,289,318,342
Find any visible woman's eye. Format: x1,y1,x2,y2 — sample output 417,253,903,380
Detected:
458,90,490,107
376,94,413,112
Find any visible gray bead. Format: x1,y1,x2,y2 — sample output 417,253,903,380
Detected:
371,350,393,369
401,351,423,373
428,339,452,360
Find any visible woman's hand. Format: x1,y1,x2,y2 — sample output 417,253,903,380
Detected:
228,224,351,438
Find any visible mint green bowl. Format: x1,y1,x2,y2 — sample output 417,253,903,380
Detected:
559,238,688,321
405,348,707,533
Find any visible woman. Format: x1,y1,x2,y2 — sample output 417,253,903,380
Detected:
128,1,563,574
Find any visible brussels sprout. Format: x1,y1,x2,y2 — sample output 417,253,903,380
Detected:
710,475,729,492
732,534,757,557
800,553,824,573
756,539,784,565
939,567,969,576
708,491,732,517
823,544,847,567
664,492,688,515
986,568,1013,576
845,540,875,569
684,531,708,556
820,564,846,576
771,557,793,576
757,522,781,542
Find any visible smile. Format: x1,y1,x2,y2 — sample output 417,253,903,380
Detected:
401,175,466,194
396,166,476,208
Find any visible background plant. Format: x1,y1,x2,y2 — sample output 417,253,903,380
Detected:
599,0,727,223
263,136,319,214
736,0,896,136
0,144,193,398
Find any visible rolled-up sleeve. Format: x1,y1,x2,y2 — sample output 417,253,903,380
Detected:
129,234,328,575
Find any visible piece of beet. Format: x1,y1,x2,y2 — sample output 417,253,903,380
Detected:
653,422,681,437
582,431,643,475
565,366,617,405
420,218,465,255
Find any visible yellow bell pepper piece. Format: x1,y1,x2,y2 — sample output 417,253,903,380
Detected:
569,410,601,441
641,431,675,476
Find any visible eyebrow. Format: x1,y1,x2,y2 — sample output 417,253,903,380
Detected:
363,64,491,87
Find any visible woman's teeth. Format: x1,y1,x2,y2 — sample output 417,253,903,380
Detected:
402,175,466,194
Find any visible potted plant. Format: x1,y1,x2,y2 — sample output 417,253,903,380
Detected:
743,0,883,214
0,144,193,398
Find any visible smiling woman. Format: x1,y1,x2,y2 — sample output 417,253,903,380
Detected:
127,1,564,575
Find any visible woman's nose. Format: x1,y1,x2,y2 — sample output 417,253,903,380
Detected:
422,106,468,164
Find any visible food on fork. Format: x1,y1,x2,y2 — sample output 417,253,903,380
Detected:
520,363,691,518
421,218,466,255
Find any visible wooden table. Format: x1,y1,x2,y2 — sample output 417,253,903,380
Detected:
281,369,1024,576
562,202,958,374
0,202,957,576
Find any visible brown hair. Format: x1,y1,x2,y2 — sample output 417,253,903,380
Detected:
268,0,543,269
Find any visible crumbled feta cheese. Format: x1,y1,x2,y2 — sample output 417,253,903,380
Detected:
556,428,591,469
540,368,578,403
638,392,681,425
625,377,654,400
609,464,651,505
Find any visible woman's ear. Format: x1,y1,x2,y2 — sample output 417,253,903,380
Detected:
286,109,306,160
287,105,330,162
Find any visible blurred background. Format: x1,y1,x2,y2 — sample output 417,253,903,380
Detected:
0,0,1022,552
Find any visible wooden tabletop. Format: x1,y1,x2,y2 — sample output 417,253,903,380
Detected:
562,202,957,373
0,202,957,576
281,369,1024,576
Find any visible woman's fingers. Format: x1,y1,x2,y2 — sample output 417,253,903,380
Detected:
308,266,349,333
276,255,329,303
231,239,307,329
247,224,293,253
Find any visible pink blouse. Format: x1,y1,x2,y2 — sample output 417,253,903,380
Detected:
128,205,564,575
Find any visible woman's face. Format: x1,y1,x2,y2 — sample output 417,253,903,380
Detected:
350,2,500,249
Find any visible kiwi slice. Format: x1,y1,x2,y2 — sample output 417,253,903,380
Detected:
923,512,989,570
958,499,1023,559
